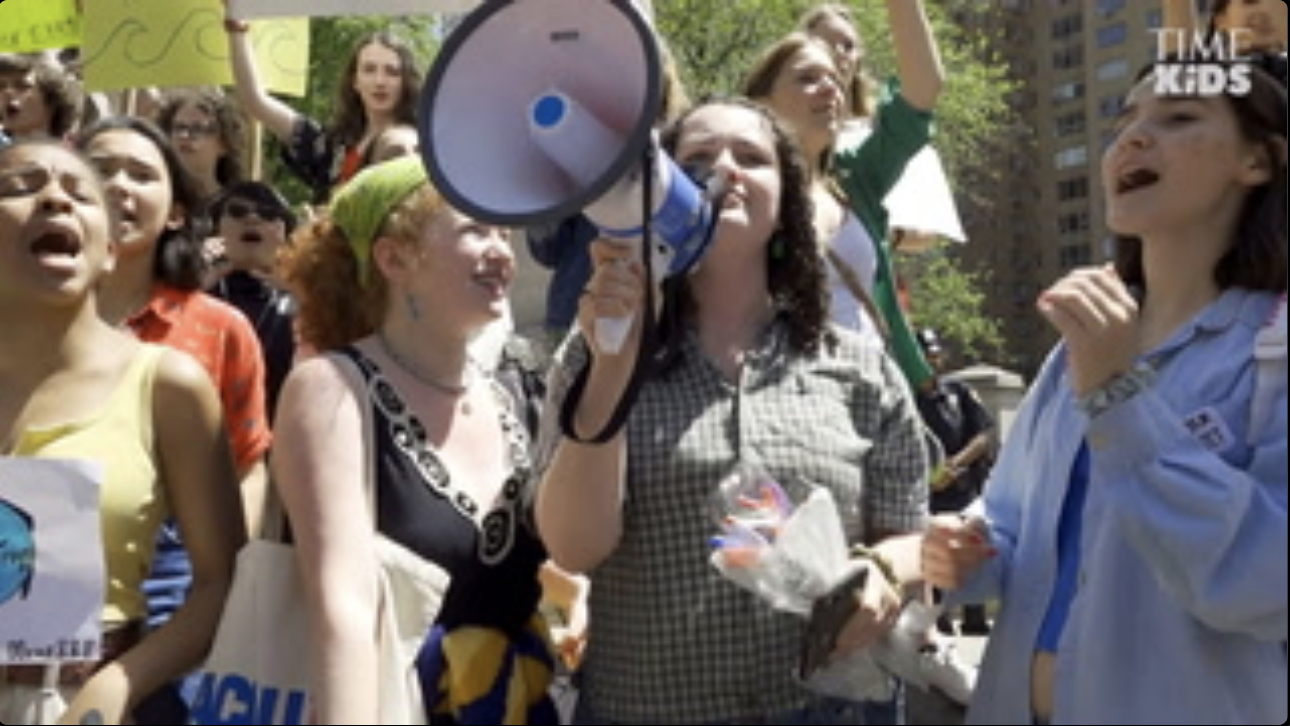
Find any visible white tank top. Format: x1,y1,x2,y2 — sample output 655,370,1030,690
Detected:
826,211,884,347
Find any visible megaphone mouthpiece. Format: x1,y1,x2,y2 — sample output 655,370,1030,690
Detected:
527,92,717,279
530,89,628,190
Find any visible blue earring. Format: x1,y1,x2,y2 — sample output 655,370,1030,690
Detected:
405,292,423,321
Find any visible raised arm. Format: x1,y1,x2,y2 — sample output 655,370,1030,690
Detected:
223,9,301,143
887,0,944,112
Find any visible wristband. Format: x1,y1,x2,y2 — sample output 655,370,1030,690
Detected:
850,545,899,588
1076,362,1156,418
224,18,250,33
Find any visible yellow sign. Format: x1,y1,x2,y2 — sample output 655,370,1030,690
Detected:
81,0,308,96
0,0,82,53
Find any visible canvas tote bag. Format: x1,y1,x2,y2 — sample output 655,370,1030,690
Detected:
190,355,451,725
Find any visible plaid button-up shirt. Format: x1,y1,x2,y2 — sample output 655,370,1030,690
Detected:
534,320,929,723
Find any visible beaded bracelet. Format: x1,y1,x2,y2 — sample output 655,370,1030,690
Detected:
849,545,899,588
1076,362,1157,418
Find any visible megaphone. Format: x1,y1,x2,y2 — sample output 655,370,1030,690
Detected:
419,0,723,353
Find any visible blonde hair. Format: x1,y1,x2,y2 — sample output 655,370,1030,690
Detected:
797,3,876,118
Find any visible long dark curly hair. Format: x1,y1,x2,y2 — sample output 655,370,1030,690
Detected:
653,95,833,369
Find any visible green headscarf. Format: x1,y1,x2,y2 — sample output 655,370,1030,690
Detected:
330,155,428,286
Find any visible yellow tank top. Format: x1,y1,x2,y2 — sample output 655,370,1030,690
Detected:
10,345,165,623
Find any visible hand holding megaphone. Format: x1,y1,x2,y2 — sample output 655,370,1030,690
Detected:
580,238,650,357
531,90,725,353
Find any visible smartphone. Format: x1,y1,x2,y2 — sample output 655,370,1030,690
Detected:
799,565,869,679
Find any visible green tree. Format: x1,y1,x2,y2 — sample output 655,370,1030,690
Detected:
898,249,1008,366
654,0,1018,195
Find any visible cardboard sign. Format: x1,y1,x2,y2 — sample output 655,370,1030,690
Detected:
81,0,308,95
0,0,81,54
228,0,478,19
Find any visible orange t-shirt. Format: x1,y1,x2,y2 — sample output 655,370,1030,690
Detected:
126,284,272,471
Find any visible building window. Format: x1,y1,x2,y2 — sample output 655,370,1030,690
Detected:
1099,94,1124,118
1055,145,1088,170
1052,80,1085,102
1058,244,1092,268
1096,58,1129,81
1057,176,1089,201
1055,111,1085,137
1051,14,1082,40
1097,0,1126,16
1057,210,1090,235
1053,45,1084,70
1097,22,1127,47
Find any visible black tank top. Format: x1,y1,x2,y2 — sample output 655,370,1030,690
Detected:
339,346,546,635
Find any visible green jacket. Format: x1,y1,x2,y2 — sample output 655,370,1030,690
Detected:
832,78,935,390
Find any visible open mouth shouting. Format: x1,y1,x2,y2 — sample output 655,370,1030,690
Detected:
1114,167,1160,195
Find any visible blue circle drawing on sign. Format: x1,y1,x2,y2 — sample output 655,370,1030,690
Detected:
0,497,36,605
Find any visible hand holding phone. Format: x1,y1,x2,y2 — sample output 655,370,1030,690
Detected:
799,565,869,679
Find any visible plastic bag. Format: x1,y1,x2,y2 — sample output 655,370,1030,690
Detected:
707,467,896,700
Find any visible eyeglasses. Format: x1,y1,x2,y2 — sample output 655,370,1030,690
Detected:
170,122,218,140
224,200,285,223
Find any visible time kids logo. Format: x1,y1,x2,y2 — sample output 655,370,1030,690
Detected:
1150,28,1256,96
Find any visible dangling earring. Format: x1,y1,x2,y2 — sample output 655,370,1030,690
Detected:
770,234,786,260
405,292,423,321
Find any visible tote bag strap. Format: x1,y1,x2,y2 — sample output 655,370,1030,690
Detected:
261,349,380,544
327,349,381,521
825,246,889,342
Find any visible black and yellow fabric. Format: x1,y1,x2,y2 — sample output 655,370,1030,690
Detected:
337,346,556,724
416,615,558,725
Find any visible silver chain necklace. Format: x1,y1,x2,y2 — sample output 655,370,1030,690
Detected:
377,332,479,413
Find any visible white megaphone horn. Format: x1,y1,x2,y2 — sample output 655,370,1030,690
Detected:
419,0,724,353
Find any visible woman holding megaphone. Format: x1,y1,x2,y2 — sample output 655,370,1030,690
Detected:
533,96,932,725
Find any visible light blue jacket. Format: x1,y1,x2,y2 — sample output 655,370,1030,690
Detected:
950,288,1288,725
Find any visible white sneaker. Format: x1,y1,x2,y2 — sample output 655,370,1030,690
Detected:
915,638,978,706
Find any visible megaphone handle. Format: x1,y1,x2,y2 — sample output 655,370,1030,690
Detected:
592,234,669,354
556,140,659,445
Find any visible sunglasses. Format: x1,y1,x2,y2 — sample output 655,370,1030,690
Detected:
224,200,285,223
170,122,218,140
